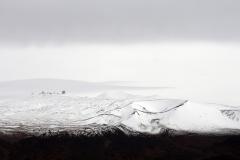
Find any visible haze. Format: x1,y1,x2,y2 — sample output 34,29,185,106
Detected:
0,0,240,105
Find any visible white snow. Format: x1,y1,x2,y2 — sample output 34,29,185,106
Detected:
160,102,240,133
0,79,239,135
0,91,239,135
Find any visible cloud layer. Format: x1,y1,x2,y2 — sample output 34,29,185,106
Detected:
1,0,240,44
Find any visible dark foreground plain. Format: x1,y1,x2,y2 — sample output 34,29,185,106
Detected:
0,130,240,160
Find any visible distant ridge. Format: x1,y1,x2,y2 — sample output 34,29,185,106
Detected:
0,79,169,97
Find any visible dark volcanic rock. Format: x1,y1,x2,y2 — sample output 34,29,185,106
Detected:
0,132,240,160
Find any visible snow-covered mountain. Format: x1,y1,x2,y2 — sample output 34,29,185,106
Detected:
0,88,239,135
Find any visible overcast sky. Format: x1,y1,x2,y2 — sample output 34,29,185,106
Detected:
0,0,240,44
1,0,240,104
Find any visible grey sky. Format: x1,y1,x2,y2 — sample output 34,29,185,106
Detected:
1,0,240,105
0,0,240,44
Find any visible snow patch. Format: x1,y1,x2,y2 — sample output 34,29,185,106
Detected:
0,92,239,135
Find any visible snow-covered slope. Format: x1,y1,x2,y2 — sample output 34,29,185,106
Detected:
0,91,239,135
